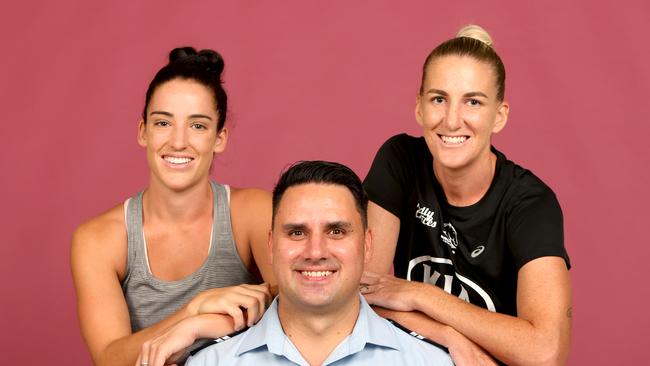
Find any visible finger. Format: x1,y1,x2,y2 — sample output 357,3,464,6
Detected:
259,283,274,303
239,284,273,300
362,271,381,279
148,340,161,366
360,273,380,285
245,304,258,327
242,283,272,294
241,284,271,306
225,306,245,330
135,352,141,366
198,285,272,316
234,290,269,323
140,340,151,366
153,339,175,366
157,338,180,366
250,294,265,326
233,295,259,328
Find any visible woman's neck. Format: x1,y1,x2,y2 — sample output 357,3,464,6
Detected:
434,151,496,207
143,178,213,222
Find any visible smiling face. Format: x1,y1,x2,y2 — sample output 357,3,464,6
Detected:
416,55,508,173
138,78,227,191
270,183,371,313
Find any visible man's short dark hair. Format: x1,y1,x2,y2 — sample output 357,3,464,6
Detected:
272,161,368,228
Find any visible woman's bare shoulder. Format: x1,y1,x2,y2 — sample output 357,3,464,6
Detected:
74,203,126,242
71,203,129,274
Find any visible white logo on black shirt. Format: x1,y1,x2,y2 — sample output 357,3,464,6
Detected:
407,255,496,312
440,222,458,253
471,246,485,258
415,203,437,228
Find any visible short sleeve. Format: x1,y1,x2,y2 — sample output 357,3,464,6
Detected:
363,134,414,218
506,185,571,271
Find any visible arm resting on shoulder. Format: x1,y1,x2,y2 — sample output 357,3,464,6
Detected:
364,201,572,365
71,210,266,366
401,257,571,365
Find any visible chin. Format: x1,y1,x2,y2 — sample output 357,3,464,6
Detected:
157,175,202,192
291,290,336,309
434,152,471,171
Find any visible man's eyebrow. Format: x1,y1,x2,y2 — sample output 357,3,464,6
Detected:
281,223,308,232
325,221,352,231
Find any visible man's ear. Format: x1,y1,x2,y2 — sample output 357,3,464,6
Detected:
137,120,147,147
364,228,373,264
213,127,228,154
492,101,509,134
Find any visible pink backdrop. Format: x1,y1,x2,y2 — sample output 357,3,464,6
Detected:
1,1,648,364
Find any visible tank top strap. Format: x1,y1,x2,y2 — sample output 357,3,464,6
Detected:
210,181,232,238
124,191,147,284
208,181,250,275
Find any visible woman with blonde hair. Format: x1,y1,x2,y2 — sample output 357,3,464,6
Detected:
362,25,572,365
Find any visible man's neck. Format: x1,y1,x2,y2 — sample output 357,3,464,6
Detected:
277,296,361,366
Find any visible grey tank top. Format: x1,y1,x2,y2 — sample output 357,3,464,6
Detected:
121,181,259,332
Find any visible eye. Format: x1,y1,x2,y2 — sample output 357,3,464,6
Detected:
153,120,170,127
190,122,208,130
466,98,482,107
431,96,445,105
288,230,304,237
329,228,346,237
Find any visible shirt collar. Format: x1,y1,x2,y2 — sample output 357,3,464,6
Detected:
323,295,401,364
235,294,402,361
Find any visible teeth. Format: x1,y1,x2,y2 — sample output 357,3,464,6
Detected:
301,270,333,277
441,135,467,144
164,156,192,164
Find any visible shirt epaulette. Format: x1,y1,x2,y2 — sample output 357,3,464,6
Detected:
387,319,449,353
189,327,250,356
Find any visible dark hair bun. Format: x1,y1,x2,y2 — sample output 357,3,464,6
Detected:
168,47,224,76
169,47,198,62
197,49,225,75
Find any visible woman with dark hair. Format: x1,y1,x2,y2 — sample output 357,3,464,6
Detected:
71,47,273,366
361,25,572,365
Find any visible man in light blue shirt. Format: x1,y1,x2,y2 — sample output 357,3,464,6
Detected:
187,161,453,366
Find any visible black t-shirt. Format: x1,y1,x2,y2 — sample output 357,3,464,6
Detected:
364,134,570,316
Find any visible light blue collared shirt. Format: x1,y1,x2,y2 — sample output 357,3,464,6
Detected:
186,295,453,366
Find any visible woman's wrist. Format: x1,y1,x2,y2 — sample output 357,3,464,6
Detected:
409,281,435,312
183,295,202,318
192,313,235,339
441,324,465,349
